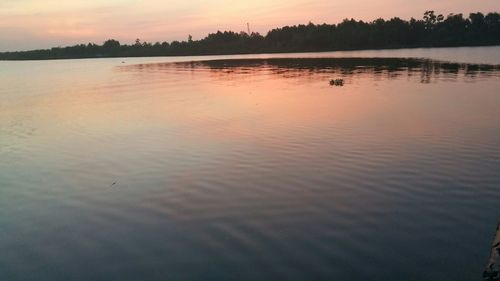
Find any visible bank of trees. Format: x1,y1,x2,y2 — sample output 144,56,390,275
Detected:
1,11,499,60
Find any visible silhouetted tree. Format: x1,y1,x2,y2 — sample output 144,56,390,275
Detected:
103,39,120,49
423,10,444,30
1,11,499,60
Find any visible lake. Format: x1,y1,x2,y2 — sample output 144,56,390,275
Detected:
1,46,500,281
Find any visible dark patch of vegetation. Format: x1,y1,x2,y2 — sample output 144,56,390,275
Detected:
329,79,344,86
1,11,499,60
484,222,500,281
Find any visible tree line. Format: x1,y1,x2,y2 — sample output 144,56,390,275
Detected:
1,11,499,60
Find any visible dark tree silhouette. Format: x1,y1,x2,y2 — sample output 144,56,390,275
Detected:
1,11,499,60
103,39,120,49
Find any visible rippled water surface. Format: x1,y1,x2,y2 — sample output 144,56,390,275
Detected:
1,47,500,281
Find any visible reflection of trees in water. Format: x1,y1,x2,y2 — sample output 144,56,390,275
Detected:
118,58,500,84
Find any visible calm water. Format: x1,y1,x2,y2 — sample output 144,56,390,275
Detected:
1,47,500,281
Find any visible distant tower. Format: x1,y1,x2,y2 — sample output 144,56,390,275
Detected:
247,22,251,35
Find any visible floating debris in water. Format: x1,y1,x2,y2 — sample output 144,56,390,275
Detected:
329,79,344,86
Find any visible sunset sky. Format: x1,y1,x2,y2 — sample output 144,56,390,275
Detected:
0,0,498,51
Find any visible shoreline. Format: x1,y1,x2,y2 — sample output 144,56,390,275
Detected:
1,44,500,62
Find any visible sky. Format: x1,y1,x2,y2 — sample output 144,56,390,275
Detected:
0,0,498,51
